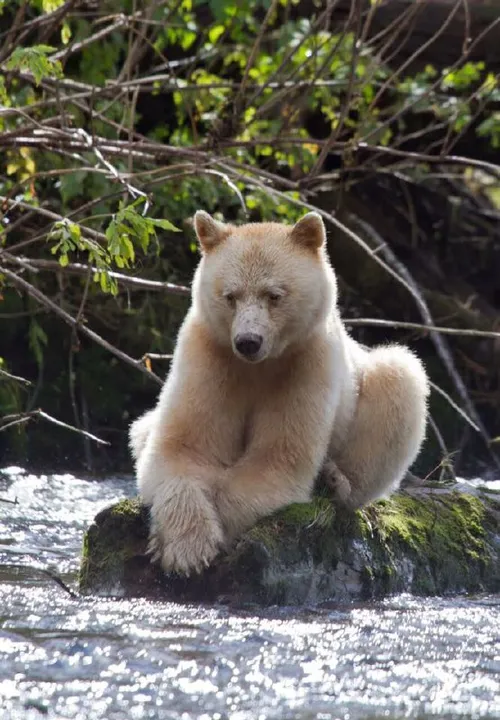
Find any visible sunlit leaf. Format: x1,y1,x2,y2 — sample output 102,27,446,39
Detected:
61,21,72,45
6,45,63,86
149,218,181,232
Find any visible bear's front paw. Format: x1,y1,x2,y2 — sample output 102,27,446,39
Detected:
150,517,224,576
148,483,225,576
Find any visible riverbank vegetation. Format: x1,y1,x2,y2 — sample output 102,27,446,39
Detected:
1,0,499,477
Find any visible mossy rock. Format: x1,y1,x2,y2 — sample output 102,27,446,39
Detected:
79,488,500,606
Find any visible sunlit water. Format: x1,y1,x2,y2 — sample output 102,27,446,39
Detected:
1,467,499,720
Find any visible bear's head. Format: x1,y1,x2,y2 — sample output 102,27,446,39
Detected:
191,211,337,363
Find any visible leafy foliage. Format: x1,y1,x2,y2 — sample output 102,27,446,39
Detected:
6,44,62,85
0,0,499,470
48,201,180,294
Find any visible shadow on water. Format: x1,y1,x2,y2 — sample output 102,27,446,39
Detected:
1,466,500,720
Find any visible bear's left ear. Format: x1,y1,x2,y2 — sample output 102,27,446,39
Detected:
193,210,227,252
290,212,326,252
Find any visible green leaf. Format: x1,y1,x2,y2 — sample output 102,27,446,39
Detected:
120,235,135,262
6,45,63,86
99,272,109,293
61,21,72,45
208,25,225,44
105,218,118,244
67,222,81,243
43,0,66,11
0,74,9,107
28,320,48,367
180,30,196,50
149,218,181,232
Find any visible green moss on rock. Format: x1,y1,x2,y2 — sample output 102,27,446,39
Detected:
79,489,500,605
374,493,486,560
361,492,492,596
80,498,150,596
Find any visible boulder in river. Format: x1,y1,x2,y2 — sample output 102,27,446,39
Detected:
79,482,500,606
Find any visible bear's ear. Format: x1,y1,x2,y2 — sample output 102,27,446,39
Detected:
290,212,326,251
193,210,226,252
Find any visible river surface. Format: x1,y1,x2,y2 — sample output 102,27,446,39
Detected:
1,466,499,720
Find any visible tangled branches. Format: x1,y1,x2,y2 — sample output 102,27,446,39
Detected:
1,0,499,473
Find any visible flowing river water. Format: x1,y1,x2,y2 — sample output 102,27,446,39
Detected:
1,466,499,720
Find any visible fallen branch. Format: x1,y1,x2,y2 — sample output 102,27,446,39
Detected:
0,496,18,505
40,567,79,599
4,563,78,599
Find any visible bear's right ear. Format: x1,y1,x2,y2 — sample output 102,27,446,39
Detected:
290,212,326,252
193,210,226,252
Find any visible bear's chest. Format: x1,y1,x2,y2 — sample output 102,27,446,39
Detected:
198,359,293,467
210,387,256,466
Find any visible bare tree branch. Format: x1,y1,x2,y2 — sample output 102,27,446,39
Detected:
0,408,110,445
344,317,500,340
0,367,32,386
0,265,163,386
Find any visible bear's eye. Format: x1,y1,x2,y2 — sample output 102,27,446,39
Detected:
267,291,282,304
224,292,236,306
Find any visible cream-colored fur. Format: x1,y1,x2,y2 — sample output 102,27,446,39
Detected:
130,211,429,575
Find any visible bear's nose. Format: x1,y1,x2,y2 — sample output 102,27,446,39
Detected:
234,333,263,358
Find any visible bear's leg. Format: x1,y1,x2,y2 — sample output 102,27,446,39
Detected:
137,449,225,576
328,345,429,508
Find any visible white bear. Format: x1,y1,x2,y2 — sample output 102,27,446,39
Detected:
130,211,429,574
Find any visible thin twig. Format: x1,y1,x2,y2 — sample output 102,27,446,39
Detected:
0,0,28,64
3,257,191,296
230,178,498,459
344,317,500,340
68,264,93,469
0,408,110,445
0,367,32,385
237,0,280,103
4,563,78,599
350,214,499,467
40,568,79,599
0,496,18,505
52,16,129,62
141,353,173,361
428,413,454,474
428,381,481,434
1,265,163,385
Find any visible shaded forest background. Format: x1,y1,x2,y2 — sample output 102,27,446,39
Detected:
1,0,499,479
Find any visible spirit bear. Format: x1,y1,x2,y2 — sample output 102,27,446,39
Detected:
130,211,429,575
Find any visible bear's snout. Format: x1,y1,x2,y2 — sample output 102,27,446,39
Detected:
234,333,263,360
